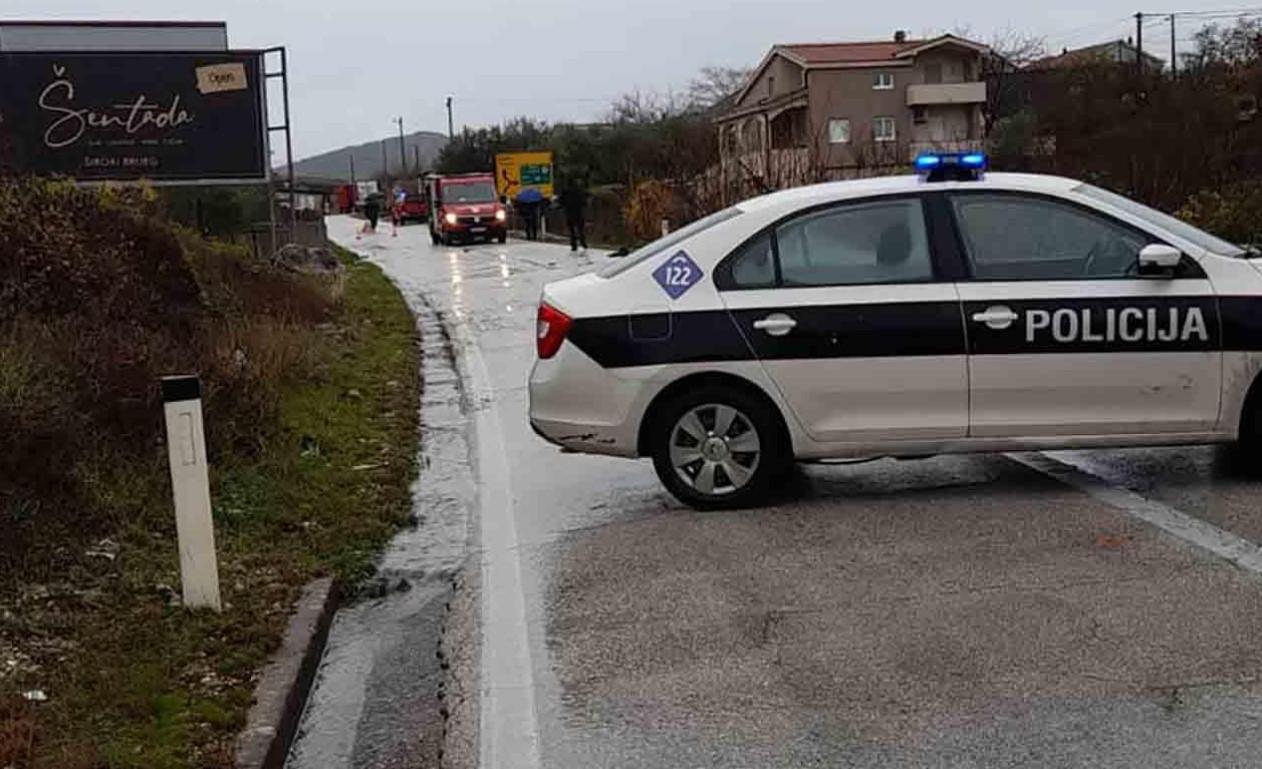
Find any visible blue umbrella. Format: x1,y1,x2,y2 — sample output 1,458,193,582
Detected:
515,187,544,204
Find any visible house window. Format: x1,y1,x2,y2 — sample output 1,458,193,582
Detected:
924,61,943,84
912,106,927,125
828,118,851,144
872,72,894,90
873,116,897,142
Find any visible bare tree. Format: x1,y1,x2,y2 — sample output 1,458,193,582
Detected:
1186,18,1262,71
686,66,753,111
971,27,1048,135
608,89,687,124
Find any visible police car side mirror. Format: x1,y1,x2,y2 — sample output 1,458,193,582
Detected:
1138,244,1182,276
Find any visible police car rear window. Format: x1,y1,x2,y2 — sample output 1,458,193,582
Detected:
599,207,743,278
1077,184,1244,257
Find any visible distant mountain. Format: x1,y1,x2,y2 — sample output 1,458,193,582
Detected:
288,131,448,181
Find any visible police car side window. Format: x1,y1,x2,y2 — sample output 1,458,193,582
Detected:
775,198,934,287
951,194,1147,280
729,231,776,288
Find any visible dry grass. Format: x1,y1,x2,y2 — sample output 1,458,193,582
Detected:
0,697,37,767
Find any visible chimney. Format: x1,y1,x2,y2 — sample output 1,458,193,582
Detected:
894,29,907,43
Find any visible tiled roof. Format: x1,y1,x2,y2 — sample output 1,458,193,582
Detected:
778,40,924,65
1028,40,1163,70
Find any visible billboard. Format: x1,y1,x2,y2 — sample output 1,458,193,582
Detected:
495,151,553,200
0,51,267,183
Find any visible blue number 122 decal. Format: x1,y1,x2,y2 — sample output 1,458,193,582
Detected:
652,251,703,299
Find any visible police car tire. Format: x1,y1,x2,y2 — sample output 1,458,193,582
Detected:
649,385,786,510
1241,392,1262,449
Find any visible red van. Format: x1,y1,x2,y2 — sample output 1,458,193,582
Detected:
426,173,507,245
397,194,429,223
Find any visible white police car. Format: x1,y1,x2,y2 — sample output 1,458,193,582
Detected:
529,153,1262,508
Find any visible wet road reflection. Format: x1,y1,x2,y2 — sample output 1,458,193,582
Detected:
1052,445,1262,543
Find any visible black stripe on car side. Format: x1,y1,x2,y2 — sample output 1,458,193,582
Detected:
964,297,1220,355
568,295,1251,370
566,302,966,368
1220,296,1262,351
729,301,966,360
567,310,755,368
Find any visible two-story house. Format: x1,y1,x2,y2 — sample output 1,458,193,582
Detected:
716,32,989,184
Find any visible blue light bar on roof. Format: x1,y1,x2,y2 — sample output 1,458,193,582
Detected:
914,154,942,171
915,151,988,180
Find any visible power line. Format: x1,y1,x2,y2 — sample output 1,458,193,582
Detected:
1044,15,1135,44
1143,5,1262,15
456,96,615,104
1180,11,1262,20
1043,15,1134,47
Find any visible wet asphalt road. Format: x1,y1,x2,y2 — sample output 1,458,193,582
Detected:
296,216,1262,768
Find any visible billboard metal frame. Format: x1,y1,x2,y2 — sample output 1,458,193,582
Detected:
262,46,295,229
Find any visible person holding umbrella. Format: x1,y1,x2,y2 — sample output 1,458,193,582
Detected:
515,186,545,241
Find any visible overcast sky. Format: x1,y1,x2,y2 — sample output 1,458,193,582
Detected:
3,0,1201,160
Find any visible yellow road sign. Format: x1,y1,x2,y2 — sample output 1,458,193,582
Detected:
495,151,554,200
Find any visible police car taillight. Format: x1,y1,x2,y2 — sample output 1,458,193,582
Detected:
536,302,572,360
916,151,987,182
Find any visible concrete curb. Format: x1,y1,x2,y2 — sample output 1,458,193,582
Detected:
234,577,339,769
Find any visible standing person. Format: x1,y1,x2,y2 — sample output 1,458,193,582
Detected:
391,188,406,237
363,194,381,234
560,178,588,251
515,188,544,241
524,198,539,240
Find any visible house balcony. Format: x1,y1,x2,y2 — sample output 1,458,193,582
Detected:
906,81,986,106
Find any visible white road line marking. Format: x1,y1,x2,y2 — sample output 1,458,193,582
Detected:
1009,451,1262,575
462,303,542,769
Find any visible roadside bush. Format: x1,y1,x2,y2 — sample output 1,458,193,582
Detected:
623,180,675,242
0,177,335,568
1178,181,1262,246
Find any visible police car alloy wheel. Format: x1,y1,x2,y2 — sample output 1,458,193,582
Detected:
649,386,784,509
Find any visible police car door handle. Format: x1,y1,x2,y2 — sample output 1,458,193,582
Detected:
753,313,797,336
972,306,1018,329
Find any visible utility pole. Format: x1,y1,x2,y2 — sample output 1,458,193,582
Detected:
1135,12,1144,77
413,145,420,175
446,95,454,139
348,153,357,212
394,116,407,174
381,139,388,180
1169,13,1177,77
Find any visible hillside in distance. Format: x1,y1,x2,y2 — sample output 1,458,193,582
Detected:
290,131,448,181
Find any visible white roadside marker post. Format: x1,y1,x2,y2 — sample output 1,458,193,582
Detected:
161,375,222,612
